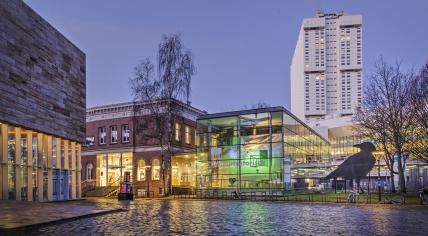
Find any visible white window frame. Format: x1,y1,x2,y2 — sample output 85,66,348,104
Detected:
122,124,130,143
99,127,106,145
110,126,118,144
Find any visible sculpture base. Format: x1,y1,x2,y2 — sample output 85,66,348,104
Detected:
118,193,133,201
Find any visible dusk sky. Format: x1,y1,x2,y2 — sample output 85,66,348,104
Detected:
25,0,428,113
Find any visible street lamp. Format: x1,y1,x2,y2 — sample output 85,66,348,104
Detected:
146,165,151,197
374,154,382,202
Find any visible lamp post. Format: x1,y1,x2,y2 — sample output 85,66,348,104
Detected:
146,166,151,197
377,157,381,202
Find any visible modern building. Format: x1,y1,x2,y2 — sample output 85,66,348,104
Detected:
310,115,428,192
0,0,86,201
82,99,205,197
291,12,363,122
195,107,331,194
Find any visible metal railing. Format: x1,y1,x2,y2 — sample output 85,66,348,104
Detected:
171,188,424,204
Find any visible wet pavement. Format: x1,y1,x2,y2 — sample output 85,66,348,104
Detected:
17,199,428,235
0,199,121,230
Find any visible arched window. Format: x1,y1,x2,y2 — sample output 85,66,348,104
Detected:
138,159,146,181
152,159,160,180
86,163,93,180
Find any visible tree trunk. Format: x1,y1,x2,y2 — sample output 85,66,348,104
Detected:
166,100,173,196
160,138,166,196
390,169,396,193
396,149,407,193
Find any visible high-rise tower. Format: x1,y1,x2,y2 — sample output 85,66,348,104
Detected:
291,12,362,122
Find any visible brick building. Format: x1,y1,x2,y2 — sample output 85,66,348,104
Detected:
82,100,205,196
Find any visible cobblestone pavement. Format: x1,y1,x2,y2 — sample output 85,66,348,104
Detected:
0,198,121,230
24,199,428,235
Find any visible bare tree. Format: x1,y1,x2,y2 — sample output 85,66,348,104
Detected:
251,101,271,109
130,33,194,195
407,61,428,163
238,101,271,110
354,110,397,192
354,58,415,193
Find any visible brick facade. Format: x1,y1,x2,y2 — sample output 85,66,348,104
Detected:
82,100,205,196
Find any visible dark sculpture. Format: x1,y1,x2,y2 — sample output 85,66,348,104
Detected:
326,142,376,192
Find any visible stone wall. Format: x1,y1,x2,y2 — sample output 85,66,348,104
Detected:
0,0,86,142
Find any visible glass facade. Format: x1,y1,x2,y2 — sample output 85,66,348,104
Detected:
0,122,82,201
196,108,330,193
96,152,133,186
172,154,196,187
330,135,367,161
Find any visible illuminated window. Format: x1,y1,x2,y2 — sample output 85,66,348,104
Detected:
52,137,56,168
138,159,146,181
110,126,118,144
185,125,191,144
175,122,181,141
152,159,160,180
122,124,130,143
86,163,93,180
98,127,106,144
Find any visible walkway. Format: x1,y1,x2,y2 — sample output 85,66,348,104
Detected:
0,198,123,231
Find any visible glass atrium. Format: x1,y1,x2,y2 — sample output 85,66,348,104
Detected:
196,107,330,194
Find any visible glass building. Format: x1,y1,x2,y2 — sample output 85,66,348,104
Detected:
196,107,330,194
0,122,82,201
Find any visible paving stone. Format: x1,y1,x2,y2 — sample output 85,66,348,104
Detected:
16,198,428,236
0,198,121,230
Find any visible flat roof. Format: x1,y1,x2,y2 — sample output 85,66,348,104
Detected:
198,106,330,144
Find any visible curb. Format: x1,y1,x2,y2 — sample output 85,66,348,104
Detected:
0,208,126,234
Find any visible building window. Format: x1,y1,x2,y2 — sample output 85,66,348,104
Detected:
98,127,106,145
122,125,130,143
152,159,160,180
110,126,118,144
175,122,181,141
138,160,146,181
86,163,93,180
85,137,95,147
7,126,16,200
185,125,191,144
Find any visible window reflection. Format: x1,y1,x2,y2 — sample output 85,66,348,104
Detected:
152,159,160,180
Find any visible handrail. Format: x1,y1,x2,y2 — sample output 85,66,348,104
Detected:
108,177,123,187
81,179,96,184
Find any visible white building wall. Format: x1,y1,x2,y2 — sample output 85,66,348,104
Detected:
290,26,305,120
291,12,362,122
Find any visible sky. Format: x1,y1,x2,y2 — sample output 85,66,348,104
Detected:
25,0,428,113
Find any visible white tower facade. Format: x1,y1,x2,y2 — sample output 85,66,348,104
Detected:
291,12,362,122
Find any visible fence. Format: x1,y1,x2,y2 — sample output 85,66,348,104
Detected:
172,188,423,204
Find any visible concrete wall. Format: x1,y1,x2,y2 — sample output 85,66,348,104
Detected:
0,0,86,142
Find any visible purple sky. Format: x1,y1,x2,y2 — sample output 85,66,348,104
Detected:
25,0,428,113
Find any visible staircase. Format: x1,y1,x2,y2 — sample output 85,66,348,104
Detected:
82,177,122,198
83,186,120,197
